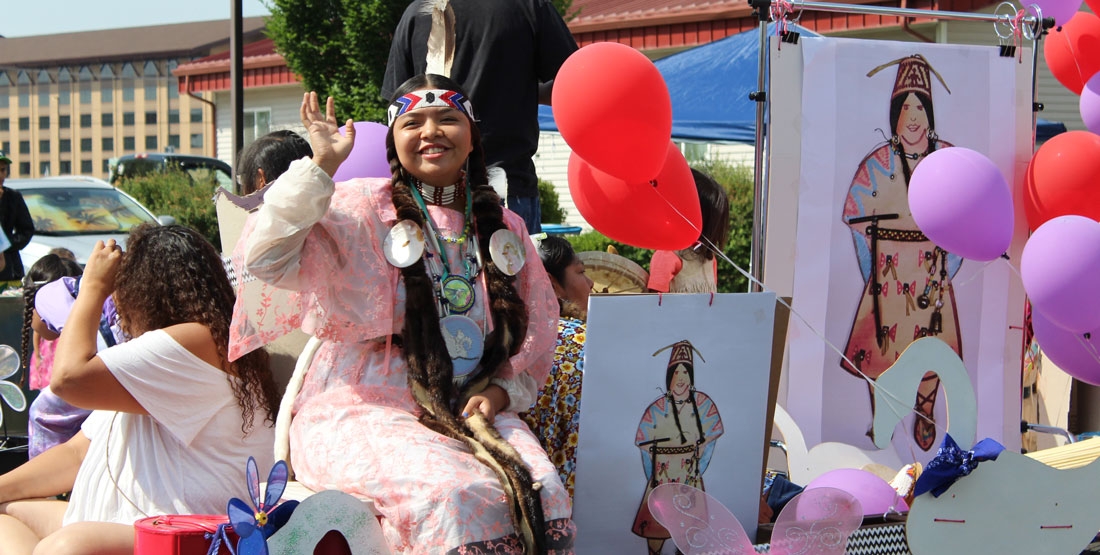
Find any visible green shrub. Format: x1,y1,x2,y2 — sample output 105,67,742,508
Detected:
539,179,567,225
565,159,754,293
116,168,222,251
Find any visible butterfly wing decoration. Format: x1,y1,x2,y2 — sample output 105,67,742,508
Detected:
647,482,756,555
0,345,26,429
260,459,293,537
770,487,863,555
247,456,262,510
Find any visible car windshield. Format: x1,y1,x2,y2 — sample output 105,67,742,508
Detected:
21,188,157,235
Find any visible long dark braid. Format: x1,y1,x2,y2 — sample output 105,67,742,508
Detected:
20,255,82,374
385,73,544,551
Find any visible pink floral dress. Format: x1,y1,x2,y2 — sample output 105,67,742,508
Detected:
230,159,572,553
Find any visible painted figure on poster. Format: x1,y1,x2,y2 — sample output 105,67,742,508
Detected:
841,54,963,451
632,340,724,553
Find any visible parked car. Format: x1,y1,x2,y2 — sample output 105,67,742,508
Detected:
108,152,233,189
7,176,174,272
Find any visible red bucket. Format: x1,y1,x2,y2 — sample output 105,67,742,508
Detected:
134,515,238,555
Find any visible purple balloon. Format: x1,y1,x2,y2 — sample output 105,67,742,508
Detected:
331,121,391,182
1033,309,1100,386
1082,72,1100,135
909,147,1014,261
1022,215,1100,333
1033,0,1084,26
804,469,909,516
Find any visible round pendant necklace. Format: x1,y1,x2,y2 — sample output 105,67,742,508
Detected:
409,179,478,316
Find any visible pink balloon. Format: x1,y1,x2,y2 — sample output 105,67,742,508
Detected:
1021,215,1100,333
1033,309,1100,386
332,121,391,182
1082,73,1100,134
1033,0,1084,27
909,147,1014,261
804,469,908,516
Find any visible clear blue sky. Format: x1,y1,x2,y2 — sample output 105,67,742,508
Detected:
2,0,271,38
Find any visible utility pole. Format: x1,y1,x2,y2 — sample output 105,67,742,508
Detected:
230,0,244,192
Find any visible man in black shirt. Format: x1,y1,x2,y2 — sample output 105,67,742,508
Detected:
0,151,35,281
383,0,578,233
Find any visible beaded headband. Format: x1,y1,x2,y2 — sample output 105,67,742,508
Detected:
386,89,476,127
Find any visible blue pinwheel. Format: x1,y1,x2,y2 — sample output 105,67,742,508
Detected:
227,457,299,555
0,346,26,430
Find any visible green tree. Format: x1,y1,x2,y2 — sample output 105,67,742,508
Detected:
266,0,408,123
116,169,222,251
538,179,567,225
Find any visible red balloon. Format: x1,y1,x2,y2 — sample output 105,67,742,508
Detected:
1089,0,1100,16
1043,12,1100,95
1023,130,1100,230
553,42,673,183
568,142,701,250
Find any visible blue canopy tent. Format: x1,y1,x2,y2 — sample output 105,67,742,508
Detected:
537,25,1067,144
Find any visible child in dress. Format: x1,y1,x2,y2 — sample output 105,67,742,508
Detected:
0,224,278,555
647,169,731,293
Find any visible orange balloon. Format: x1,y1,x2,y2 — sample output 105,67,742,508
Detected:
568,142,701,250
1023,130,1100,230
1043,12,1100,95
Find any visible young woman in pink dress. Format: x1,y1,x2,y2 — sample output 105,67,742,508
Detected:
232,74,572,553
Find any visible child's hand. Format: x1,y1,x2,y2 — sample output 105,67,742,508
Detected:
461,384,510,422
82,239,123,298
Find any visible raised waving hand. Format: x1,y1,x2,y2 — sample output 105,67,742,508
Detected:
301,91,355,178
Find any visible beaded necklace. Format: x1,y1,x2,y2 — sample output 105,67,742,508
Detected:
409,178,480,315
412,175,466,205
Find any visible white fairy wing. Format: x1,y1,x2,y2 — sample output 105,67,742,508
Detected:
770,487,863,555
648,482,756,555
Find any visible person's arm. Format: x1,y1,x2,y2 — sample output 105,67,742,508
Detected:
0,431,89,503
7,191,34,251
51,240,145,414
538,80,555,105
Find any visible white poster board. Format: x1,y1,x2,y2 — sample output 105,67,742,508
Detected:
771,37,1029,461
573,292,776,552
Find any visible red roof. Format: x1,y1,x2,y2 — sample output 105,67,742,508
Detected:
173,38,300,93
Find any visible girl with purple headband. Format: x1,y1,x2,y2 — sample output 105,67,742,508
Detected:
231,74,573,553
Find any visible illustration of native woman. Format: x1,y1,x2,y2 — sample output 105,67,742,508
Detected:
632,340,724,553
841,54,963,452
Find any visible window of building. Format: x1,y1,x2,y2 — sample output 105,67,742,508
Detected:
168,109,179,124
102,159,110,173
18,117,28,131
0,92,7,109
39,116,49,130
39,161,50,176
144,111,157,124
0,119,7,132
1,142,7,153
18,90,29,107
39,90,49,107
80,138,92,151
81,160,92,174
123,112,134,126
19,162,29,176
102,137,114,151
144,83,157,102
145,135,157,150
101,113,113,126
18,141,29,154
123,85,134,102
123,136,135,151
168,80,179,99
58,83,70,105
190,108,202,123
80,85,92,104
190,133,203,149
101,81,113,103
244,109,272,146
39,140,49,153
60,139,70,153
59,115,70,129
80,114,92,128
59,160,71,174
168,134,180,149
